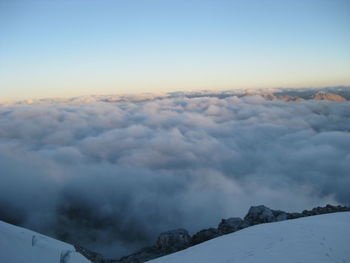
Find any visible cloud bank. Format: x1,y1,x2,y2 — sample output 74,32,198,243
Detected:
0,95,350,257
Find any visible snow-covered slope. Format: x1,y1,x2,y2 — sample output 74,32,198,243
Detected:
149,212,350,263
0,220,90,263
1,212,349,263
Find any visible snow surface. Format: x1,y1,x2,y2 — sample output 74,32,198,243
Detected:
0,220,90,263
149,212,350,263
1,212,349,263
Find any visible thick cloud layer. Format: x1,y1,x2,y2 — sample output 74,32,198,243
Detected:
0,96,350,257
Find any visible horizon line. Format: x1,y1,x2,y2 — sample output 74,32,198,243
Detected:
1,85,349,104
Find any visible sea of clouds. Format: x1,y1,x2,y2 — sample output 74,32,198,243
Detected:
0,95,350,257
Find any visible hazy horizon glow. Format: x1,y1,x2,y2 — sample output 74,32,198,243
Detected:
1,0,350,100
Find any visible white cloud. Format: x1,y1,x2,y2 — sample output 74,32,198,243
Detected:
0,96,349,257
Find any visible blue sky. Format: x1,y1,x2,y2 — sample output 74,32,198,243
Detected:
1,0,350,100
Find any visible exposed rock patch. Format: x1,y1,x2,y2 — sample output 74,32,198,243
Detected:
218,217,248,234
244,205,288,225
191,228,219,246
155,229,191,253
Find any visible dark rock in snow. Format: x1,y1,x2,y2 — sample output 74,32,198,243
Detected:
218,217,249,234
191,228,219,246
75,245,105,262
287,212,304,219
244,205,289,225
244,205,275,225
116,246,162,263
302,204,350,216
156,228,191,253
272,209,289,221
115,229,191,263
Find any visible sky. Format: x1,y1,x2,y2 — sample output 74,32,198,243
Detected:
0,0,350,100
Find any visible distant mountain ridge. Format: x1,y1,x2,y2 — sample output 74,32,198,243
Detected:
312,91,347,101
1,86,349,105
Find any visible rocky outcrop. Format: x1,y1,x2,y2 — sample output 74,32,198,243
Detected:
218,217,248,234
155,229,191,253
74,245,106,263
191,228,219,246
302,204,350,216
115,246,163,263
77,204,350,263
102,229,192,263
244,205,288,225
